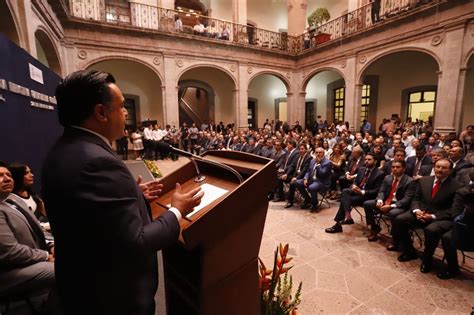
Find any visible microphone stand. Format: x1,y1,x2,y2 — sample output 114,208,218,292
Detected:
193,154,244,183
190,157,206,182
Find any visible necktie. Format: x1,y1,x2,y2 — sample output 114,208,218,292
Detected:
413,158,422,176
385,178,399,205
311,163,318,180
431,179,440,199
284,151,291,169
350,159,358,175
296,156,303,173
359,169,371,188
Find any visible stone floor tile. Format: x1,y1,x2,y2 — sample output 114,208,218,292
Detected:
428,286,473,313
357,266,406,288
317,271,347,293
388,277,437,313
363,291,422,314
297,289,360,314
344,269,384,302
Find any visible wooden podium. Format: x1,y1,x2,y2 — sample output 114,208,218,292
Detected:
152,150,276,315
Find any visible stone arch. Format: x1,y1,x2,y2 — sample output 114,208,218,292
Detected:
177,63,237,88
34,28,62,75
84,55,164,84
0,0,21,47
302,67,346,92
86,59,164,128
462,49,474,68
357,47,441,84
248,70,291,92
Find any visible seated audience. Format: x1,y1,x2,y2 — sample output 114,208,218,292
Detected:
284,144,311,208
338,146,364,192
406,146,431,178
391,159,463,274
325,153,385,233
296,147,332,212
363,160,415,242
0,162,56,312
438,168,474,279
273,140,298,202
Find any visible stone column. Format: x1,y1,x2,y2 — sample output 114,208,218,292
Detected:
433,27,465,134
232,0,247,25
163,54,179,127
343,56,361,131
288,0,307,36
236,64,249,129
453,67,468,133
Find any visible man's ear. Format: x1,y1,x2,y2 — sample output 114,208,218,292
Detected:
93,104,108,122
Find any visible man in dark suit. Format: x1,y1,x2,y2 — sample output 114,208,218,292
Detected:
363,160,415,242
449,146,471,178
419,148,447,177
338,146,365,190
284,144,311,208
0,163,56,312
391,159,463,274
42,70,204,315
325,153,385,233
274,140,298,202
406,146,432,178
438,169,474,279
296,147,332,212
383,148,406,175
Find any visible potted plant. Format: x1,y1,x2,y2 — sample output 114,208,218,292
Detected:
259,243,302,315
307,8,331,44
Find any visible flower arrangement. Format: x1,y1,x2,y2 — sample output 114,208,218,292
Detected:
143,159,163,178
259,243,302,315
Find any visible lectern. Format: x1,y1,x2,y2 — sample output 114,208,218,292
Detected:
152,150,276,315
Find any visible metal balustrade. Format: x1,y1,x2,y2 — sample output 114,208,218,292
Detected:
67,0,443,55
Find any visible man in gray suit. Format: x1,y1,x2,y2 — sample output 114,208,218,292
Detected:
0,162,55,304
42,70,204,315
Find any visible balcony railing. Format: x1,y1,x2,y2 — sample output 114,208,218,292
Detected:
67,0,442,55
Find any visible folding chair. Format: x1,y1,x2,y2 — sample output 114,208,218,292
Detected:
351,206,365,223
318,191,330,209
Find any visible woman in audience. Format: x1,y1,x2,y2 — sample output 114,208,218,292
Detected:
8,163,47,222
328,144,346,199
131,128,144,160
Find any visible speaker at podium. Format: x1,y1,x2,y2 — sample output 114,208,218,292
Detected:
152,150,276,315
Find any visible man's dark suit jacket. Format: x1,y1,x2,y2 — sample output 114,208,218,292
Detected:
375,174,415,209
291,154,311,180
283,148,299,177
42,128,180,315
453,159,471,177
410,175,464,221
353,167,385,199
344,157,365,175
304,157,332,189
406,155,432,176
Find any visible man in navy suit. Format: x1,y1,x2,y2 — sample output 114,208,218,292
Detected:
42,70,204,315
392,159,463,275
296,147,332,212
325,153,385,233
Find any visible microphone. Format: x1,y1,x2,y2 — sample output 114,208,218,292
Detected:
154,142,243,183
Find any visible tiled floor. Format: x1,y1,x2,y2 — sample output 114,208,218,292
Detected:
155,158,474,315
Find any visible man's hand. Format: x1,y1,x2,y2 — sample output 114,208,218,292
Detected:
346,174,356,181
421,213,434,223
376,200,383,208
380,205,392,213
351,185,362,194
171,183,204,217
137,176,163,201
303,179,308,187
415,210,425,221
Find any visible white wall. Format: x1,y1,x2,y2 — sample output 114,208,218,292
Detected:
364,51,438,125
248,74,287,127
179,67,235,124
307,0,348,26
247,0,287,31
208,0,232,21
87,60,164,126
305,71,343,121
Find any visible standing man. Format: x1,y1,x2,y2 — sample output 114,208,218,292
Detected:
42,70,204,315
371,0,381,24
391,159,463,274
